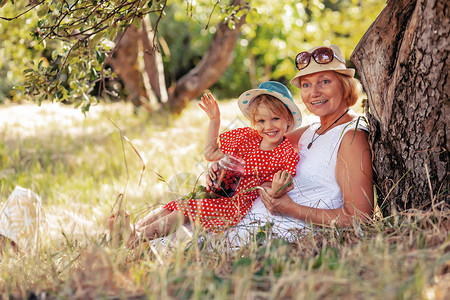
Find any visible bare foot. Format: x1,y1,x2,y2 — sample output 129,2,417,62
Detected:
107,210,133,247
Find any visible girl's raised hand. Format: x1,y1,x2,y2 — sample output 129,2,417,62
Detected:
198,93,220,120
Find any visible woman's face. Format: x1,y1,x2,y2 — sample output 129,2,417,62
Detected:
300,71,347,117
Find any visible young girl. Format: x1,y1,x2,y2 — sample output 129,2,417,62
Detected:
120,81,302,246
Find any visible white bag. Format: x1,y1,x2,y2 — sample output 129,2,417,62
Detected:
0,186,43,252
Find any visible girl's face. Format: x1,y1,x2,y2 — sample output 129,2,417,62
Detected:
300,71,346,118
253,103,291,150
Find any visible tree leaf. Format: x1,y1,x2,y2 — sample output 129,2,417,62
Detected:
37,5,49,18
90,32,105,47
51,50,59,61
95,50,106,64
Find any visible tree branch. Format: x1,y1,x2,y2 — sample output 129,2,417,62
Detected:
0,1,43,21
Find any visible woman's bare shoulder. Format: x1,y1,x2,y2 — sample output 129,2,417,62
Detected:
285,126,309,148
339,128,370,156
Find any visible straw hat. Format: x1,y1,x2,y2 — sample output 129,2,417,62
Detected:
0,186,43,252
290,44,355,88
238,81,302,129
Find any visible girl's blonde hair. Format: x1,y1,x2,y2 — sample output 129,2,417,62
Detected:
249,94,294,131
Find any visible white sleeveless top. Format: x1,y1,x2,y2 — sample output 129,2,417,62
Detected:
226,118,368,244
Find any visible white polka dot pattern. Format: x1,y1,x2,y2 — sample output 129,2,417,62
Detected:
164,127,299,231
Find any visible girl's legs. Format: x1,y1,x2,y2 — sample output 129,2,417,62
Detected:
134,207,172,229
108,208,188,247
107,210,133,246
107,208,171,238
135,210,187,242
107,210,131,232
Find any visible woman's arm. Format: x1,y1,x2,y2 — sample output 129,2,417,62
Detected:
198,93,224,161
335,129,374,223
284,126,308,152
260,129,373,227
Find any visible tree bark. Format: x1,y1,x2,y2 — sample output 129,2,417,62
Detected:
351,0,449,214
167,0,250,113
141,17,168,104
107,26,149,110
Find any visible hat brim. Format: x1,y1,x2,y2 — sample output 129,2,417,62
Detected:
238,89,302,129
290,44,354,88
291,64,355,88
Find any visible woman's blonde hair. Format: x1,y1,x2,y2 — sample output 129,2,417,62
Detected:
249,94,294,131
334,72,363,106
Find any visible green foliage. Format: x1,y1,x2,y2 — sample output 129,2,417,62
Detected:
154,0,249,91
214,0,386,96
312,246,340,270
0,0,385,110
1,0,165,110
151,0,387,99
153,3,213,88
0,2,43,102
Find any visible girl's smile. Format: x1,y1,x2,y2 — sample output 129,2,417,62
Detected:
253,104,291,150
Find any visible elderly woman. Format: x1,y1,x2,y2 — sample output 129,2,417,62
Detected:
222,44,374,244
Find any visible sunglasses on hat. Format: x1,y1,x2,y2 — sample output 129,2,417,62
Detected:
295,47,346,71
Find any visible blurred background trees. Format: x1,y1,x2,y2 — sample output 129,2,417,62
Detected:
0,0,385,113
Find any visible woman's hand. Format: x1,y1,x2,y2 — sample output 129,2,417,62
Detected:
259,128,374,226
198,93,220,120
258,183,296,217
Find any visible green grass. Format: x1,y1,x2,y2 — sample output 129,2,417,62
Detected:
0,101,448,299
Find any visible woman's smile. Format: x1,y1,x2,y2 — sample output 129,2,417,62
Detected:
311,99,328,105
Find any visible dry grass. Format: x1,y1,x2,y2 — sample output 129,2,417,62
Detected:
0,101,448,299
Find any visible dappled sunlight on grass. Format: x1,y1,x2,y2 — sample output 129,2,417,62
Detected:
0,100,447,299
44,204,105,241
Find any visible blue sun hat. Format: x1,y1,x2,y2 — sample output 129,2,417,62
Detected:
238,81,302,129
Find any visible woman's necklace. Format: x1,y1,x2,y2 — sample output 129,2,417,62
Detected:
307,109,350,149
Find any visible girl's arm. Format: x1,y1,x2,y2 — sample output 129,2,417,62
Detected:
260,129,374,227
198,93,224,161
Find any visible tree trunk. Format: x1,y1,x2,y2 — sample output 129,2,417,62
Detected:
351,0,449,214
141,17,168,104
107,26,150,110
167,0,250,113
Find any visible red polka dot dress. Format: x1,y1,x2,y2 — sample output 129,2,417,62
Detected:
164,127,299,231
